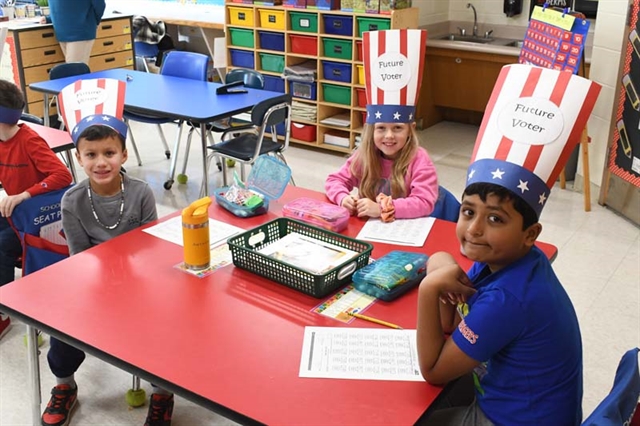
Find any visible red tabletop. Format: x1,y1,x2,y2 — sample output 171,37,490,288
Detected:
0,186,557,425
21,121,74,154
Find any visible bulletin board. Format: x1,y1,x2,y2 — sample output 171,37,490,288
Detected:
600,0,640,225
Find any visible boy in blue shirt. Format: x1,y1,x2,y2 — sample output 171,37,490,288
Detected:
416,64,602,426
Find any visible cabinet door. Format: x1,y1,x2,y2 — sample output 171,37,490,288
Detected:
428,50,514,112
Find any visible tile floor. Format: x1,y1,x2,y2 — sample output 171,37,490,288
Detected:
1,121,638,425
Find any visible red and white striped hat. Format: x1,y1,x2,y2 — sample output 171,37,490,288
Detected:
363,29,427,124
58,78,127,145
466,64,601,218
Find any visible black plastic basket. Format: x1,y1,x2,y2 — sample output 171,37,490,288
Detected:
227,218,373,298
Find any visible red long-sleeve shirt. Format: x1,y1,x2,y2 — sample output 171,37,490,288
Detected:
0,124,73,197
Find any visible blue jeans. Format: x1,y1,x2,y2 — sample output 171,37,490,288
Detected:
0,216,22,287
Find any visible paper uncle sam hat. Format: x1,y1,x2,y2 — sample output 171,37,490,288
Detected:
58,78,128,145
363,29,427,124
466,64,601,218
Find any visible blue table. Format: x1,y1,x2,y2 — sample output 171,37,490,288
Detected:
29,68,283,196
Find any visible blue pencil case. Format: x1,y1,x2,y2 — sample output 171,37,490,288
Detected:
352,251,428,301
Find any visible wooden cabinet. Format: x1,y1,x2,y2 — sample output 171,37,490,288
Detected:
224,3,418,153
5,16,134,118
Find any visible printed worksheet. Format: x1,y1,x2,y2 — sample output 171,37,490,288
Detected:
299,327,424,381
143,216,243,249
356,217,435,247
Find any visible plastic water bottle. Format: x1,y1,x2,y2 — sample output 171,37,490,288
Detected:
182,196,212,270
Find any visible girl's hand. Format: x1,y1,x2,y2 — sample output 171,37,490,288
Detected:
341,195,358,216
356,198,381,218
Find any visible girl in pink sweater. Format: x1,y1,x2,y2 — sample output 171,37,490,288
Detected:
325,121,438,219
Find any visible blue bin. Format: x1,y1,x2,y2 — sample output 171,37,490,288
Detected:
288,81,317,100
258,31,285,52
322,15,353,36
263,75,286,93
322,61,352,83
229,49,255,68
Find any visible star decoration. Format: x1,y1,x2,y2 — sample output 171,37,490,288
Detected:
468,169,475,180
516,180,529,193
101,115,111,122
538,192,547,205
375,111,382,119
73,126,79,134
409,113,413,120
393,112,401,120
86,116,94,122
491,168,505,179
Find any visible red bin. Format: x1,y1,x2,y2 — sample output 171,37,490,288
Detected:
290,35,318,56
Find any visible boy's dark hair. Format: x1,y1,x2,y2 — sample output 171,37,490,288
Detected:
463,182,538,230
77,125,126,150
0,80,26,111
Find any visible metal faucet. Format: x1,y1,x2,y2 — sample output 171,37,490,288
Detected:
467,3,478,37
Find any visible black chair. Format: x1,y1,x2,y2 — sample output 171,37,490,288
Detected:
165,69,266,190
19,113,44,125
206,94,295,188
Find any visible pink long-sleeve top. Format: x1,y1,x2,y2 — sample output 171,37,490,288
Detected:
325,147,439,219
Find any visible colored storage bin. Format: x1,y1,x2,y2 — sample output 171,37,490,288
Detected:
356,64,364,85
356,17,390,37
291,122,316,142
283,0,306,7
259,53,285,73
306,0,339,9
228,7,255,27
229,28,254,48
259,31,285,51
322,60,352,83
322,15,353,36
258,9,285,30
360,111,367,124
322,38,353,60
356,39,363,61
355,87,366,107
322,83,351,105
264,74,286,93
290,34,318,56
290,12,318,33
230,49,255,68
231,0,254,5
288,81,317,100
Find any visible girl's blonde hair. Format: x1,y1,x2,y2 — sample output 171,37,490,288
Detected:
349,123,420,201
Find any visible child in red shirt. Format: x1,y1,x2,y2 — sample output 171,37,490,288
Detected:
0,80,73,339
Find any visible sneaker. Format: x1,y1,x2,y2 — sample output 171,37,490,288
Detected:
144,393,174,426
0,315,11,341
41,384,78,426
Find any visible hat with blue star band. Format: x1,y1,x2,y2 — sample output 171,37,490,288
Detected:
466,64,601,219
362,29,427,124
57,78,128,145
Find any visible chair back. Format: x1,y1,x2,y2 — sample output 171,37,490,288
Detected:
226,69,265,90
160,51,209,81
49,62,91,80
20,112,44,125
431,186,461,222
8,186,72,275
582,348,640,426
248,94,292,159
134,41,159,58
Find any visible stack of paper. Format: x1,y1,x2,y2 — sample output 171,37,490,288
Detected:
324,131,350,148
320,113,351,128
292,101,317,122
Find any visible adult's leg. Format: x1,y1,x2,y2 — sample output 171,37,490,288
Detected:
60,40,95,65
0,216,21,286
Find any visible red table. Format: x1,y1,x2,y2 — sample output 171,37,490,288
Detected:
22,121,77,181
0,186,557,425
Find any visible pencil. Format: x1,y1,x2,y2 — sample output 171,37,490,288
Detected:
348,312,403,330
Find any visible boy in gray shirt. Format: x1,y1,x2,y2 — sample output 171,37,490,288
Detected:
43,78,173,426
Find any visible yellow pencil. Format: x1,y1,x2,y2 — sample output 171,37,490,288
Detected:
348,311,403,330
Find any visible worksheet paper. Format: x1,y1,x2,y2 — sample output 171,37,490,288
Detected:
142,216,243,249
356,217,435,247
299,327,424,382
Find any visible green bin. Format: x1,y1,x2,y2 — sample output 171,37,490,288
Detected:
322,83,351,105
322,38,353,60
356,17,391,37
290,12,318,33
259,53,285,73
229,28,254,48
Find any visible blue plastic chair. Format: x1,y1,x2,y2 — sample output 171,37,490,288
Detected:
430,186,461,222
167,69,266,189
123,50,209,167
582,348,640,426
134,41,159,72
